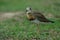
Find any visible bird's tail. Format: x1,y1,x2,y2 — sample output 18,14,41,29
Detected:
45,19,54,23
48,20,54,23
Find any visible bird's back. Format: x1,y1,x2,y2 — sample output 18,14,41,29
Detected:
32,11,54,23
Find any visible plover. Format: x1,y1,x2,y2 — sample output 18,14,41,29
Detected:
26,7,54,24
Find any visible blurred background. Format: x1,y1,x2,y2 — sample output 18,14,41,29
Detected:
0,0,60,40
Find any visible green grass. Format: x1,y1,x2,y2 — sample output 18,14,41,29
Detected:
0,0,60,40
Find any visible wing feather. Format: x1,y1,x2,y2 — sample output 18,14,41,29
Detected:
32,11,50,22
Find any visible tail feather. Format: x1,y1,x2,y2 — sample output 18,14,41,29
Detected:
44,19,54,23
48,20,54,23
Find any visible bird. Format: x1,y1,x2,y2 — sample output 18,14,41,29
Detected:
25,7,54,24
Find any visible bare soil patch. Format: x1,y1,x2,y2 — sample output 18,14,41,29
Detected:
0,11,25,21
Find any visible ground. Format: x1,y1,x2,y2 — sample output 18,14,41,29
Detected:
0,0,60,40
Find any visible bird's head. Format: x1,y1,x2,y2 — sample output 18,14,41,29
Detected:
26,7,32,14
26,7,32,12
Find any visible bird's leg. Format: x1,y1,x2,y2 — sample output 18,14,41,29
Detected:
36,24,40,37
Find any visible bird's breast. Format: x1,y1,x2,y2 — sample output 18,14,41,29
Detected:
26,13,35,20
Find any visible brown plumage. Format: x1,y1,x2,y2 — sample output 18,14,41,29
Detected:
26,12,35,20
26,7,54,23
